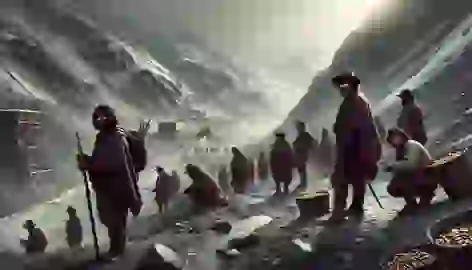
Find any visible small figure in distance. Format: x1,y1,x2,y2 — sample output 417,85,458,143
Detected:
20,220,48,254
65,206,83,250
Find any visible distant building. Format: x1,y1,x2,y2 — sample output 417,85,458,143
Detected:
157,122,178,139
0,109,53,186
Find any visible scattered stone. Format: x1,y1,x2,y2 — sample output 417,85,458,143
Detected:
211,221,232,234
228,234,261,250
135,243,183,270
216,248,241,258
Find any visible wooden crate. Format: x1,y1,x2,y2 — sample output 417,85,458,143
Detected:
295,190,330,219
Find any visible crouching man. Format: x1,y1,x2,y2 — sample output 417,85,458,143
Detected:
384,128,436,215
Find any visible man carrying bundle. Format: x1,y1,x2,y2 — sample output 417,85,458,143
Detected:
76,105,149,258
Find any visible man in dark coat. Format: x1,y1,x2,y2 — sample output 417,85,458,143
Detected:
330,73,382,221
230,147,249,194
270,133,294,194
65,206,83,249
396,89,427,145
76,105,142,258
293,121,317,190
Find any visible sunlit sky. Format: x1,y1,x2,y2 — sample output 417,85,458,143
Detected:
73,0,389,69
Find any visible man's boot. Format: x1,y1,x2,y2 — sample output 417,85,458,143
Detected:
398,197,418,216
283,182,290,195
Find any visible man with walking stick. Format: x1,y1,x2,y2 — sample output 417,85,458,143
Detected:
329,72,382,222
76,105,150,259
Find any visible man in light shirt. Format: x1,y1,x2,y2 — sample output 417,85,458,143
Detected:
384,128,436,215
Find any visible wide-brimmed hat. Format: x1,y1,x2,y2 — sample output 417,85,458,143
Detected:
66,206,76,214
331,72,361,87
24,220,35,229
274,132,285,137
397,89,414,99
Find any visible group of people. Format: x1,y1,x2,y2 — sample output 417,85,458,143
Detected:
328,72,431,222
20,206,82,254
223,120,329,196
19,75,432,256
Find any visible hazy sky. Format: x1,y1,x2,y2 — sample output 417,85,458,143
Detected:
67,0,391,69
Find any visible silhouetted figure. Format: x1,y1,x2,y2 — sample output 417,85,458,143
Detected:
270,133,294,194
170,170,181,195
152,167,174,213
397,89,427,145
20,220,47,254
217,165,231,194
384,128,435,215
293,121,316,189
329,73,382,222
65,206,83,249
184,164,227,211
230,147,249,194
317,128,334,175
257,152,269,181
76,104,144,258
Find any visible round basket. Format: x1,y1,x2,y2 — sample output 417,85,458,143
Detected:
426,209,472,269
380,245,439,270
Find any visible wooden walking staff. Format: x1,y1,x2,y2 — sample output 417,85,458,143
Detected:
76,132,100,260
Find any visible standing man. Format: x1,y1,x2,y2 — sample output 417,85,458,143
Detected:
293,121,316,190
76,105,143,258
397,89,427,145
330,72,382,222
270,133,295,195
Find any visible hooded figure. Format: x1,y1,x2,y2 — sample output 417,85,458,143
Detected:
170,170,181,195
257,152,269,181
293,121,317,189
65,206,83,249
384,128,435,215
270,133,294,194
230,147,250,194
184,164,227,210
330,73,381,221
76,104,142,257
20,220,47,254
152,167,175,213
396,89,427,145
217,165,231,194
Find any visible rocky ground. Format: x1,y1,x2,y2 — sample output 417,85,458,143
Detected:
8,176,470,270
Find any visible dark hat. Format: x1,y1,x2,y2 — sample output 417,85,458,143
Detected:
66,206,76,214
331,72,361,87
397,89,414,99
24,220,35,228
154,166,164,172
275,132,285,137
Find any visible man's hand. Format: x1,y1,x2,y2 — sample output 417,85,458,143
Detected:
137,120,152,140
76,154,89,171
